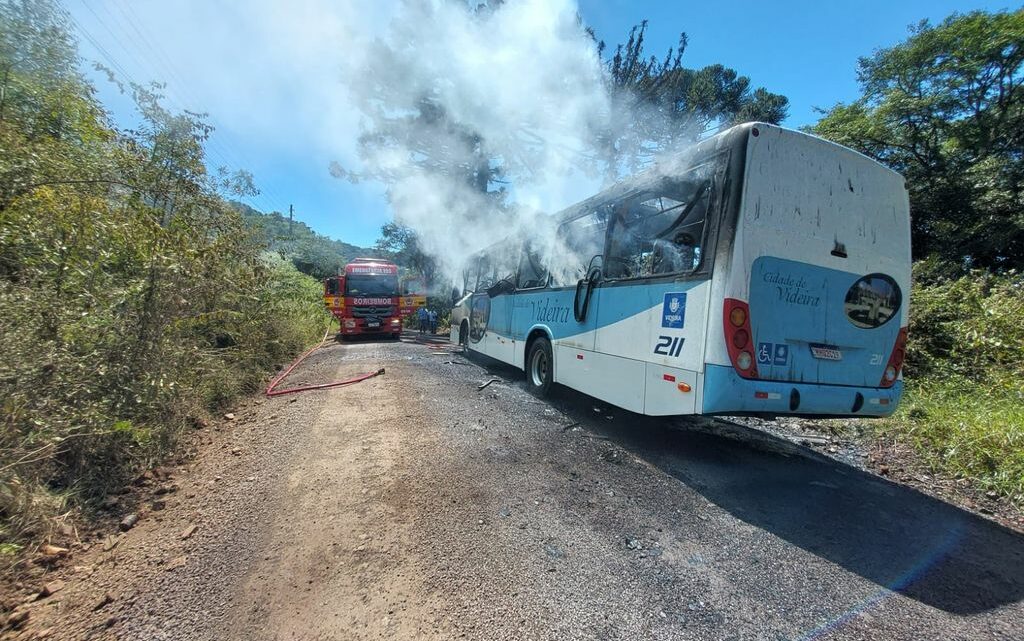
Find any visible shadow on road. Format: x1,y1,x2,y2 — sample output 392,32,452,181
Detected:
463,351,1024,615
403,332,451,346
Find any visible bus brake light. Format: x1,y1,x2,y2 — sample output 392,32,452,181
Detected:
879,327,908,388
724,299,758,379
733,329,749,349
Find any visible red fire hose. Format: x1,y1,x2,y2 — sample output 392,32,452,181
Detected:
265,327,386,397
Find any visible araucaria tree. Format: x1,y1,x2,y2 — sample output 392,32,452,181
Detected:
599,21,788,178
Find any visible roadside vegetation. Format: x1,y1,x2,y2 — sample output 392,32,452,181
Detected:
884,266,1024,502
236,202,371,280
0,1,329,553
813,10,1024,505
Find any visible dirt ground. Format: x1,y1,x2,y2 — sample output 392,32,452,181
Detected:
4,333,1024,640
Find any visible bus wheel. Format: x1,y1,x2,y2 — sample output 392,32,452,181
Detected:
459,321,469,347
526,337,553,397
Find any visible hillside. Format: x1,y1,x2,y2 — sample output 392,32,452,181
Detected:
234,202,375,279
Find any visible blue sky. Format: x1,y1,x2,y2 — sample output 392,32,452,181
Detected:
65,0,1008,248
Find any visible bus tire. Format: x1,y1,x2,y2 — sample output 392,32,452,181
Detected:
459,321,469,347
526,336,553,397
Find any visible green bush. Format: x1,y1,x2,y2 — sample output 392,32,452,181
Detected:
905,261,1024,381
0,0,330,546
0,186,329,541
883,265,1024,503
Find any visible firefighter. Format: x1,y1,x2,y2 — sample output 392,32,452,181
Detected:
417,306,428,334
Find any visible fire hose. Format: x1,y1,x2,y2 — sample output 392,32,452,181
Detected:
264,325,386,397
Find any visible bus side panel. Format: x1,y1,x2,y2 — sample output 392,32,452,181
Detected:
474,330,516,364
592,280,711,372
590,280,709,415
643,364,700,415
449,295,471,345
554,346,647,413
510,289,592,352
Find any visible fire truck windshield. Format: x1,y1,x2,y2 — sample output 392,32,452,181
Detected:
344,273,399,296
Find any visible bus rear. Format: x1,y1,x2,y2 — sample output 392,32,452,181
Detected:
703,124,911,417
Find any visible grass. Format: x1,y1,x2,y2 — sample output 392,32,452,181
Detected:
882,374,1024,504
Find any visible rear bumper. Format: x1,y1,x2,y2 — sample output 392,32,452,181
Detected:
336,316,403,335
702,364,903,417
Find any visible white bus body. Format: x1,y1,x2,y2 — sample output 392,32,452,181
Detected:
451,123,911,418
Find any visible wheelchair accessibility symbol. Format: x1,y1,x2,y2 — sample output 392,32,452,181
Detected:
757,342,789,366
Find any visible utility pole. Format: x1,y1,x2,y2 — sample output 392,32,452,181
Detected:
288,204,293,239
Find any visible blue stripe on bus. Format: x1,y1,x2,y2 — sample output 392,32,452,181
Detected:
487,280,705,342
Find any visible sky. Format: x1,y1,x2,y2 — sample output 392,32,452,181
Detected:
63,0,1011,248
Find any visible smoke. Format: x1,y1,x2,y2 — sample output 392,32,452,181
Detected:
191,0,703,285
73,0,712,280
331,0,619,284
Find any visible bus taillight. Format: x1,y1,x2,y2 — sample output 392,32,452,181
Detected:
724,299,758,379
879,327,908,388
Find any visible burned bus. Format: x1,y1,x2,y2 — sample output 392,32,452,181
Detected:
449,123,911,417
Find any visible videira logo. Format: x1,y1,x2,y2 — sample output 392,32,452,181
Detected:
662,293,686,328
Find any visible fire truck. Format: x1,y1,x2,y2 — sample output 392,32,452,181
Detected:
323,258,425,339
399,275,428,316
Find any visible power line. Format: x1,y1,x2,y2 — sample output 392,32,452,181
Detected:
110,0,293,213
65,0,290,214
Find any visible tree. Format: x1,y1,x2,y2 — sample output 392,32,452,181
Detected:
0,0,331,544
599,21,788,178
234,202,371,280
374,222,438,285
341,4,789,198
812,10,1024,271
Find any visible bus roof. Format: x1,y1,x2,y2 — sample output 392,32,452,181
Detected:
552,122,903,225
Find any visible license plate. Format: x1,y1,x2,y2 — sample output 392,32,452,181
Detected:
810,343,843,361
367,320,380,328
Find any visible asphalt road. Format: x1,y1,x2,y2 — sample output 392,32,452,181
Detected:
27,332,1024,640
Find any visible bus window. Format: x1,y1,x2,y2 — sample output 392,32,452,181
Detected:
475,255,495,292
516,246,548,289
325,278,341,295
604,178,711,280
552,209,609,286
493,243,519,287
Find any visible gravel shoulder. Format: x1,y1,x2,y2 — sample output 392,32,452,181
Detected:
6,333,1024,640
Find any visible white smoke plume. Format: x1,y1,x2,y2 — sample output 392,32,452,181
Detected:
331,0,618,284
207,0,704,286
76,0,712,284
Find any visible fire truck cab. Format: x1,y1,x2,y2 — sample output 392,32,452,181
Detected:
324,258,404,339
